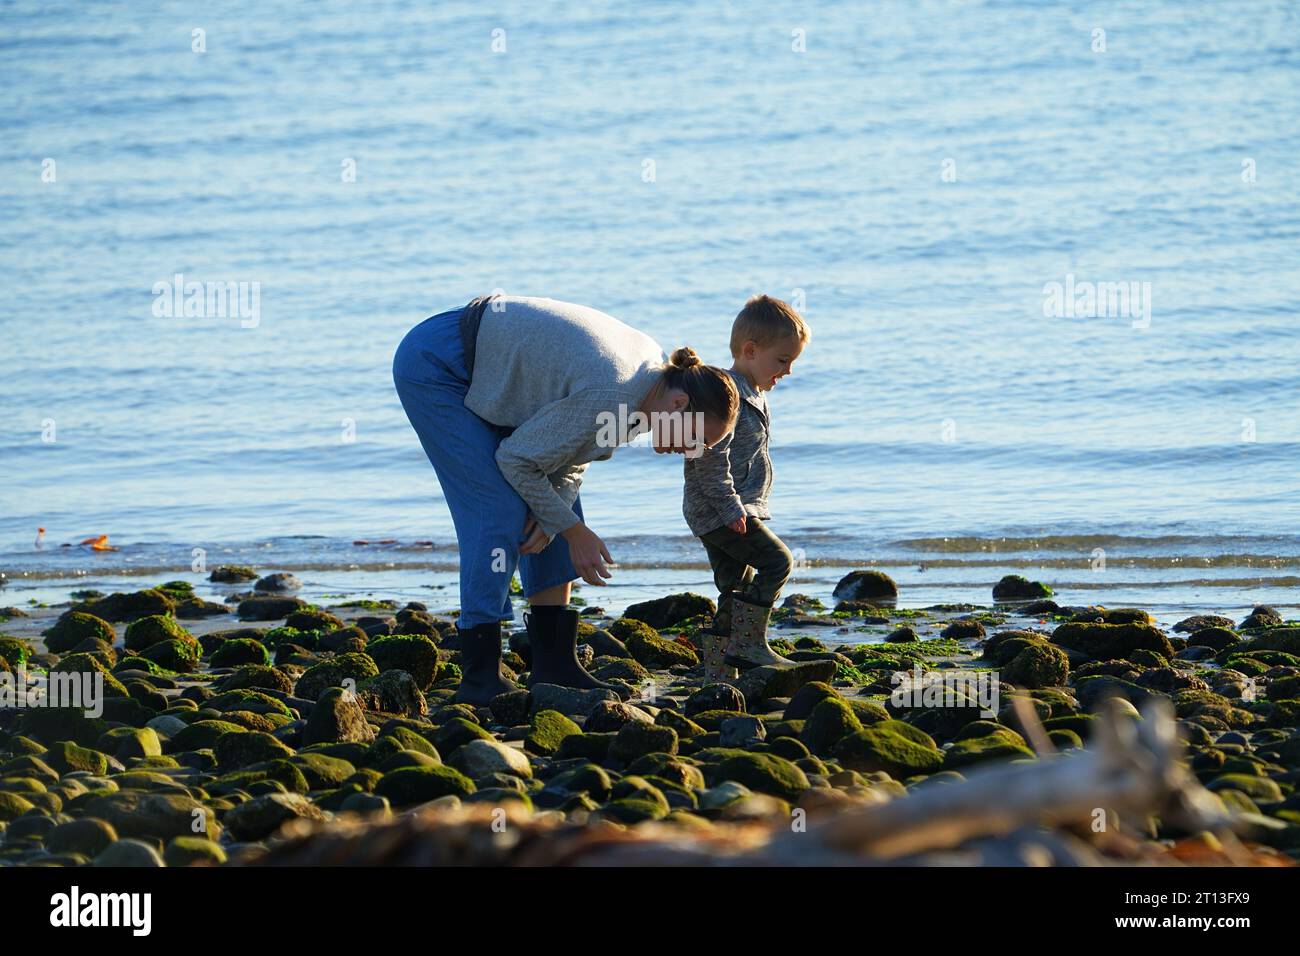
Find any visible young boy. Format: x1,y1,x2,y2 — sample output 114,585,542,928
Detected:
683,295,810,680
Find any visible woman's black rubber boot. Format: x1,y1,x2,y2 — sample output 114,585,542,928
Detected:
524,605,620,692
452,620,520,706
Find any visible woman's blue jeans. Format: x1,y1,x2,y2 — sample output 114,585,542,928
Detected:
392,306,581,628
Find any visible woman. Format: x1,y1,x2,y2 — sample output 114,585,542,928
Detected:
392,295,739,706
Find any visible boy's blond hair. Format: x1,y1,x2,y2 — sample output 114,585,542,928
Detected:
729,294,811,357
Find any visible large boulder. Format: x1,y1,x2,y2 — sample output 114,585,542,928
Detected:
238,595,307,621
1002,642,1070,688
622,593,717,629
83,790,220,842
611,619,699,669
302,687,376,745
75,589,176,623
832,720,944,778
832,570,898,604
1050,621,1174,661
447,739,533,780
42,611,116,654
295,652,380,701
366,635,440,689
375,765,475,807
123,614,193,653
992,575,1053,602
358,670,428,717
711,752,809,802
735,659,837,704
224,793,326,841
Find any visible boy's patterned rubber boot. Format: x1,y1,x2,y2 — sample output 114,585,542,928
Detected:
723,592,796,670
700,627,738,681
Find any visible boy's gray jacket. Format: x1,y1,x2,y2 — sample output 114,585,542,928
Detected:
461,296,666,539
682,368,772,536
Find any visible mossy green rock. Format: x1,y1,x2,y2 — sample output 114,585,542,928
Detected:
833,720,944,778
982,631,1048,666
207,689,294,719
799,697,863,755
93,839,165,867
0,791,35,821
78,589,176,623
366,635,441,689
1206,773,1282,802
433,717,493,754
654,709,706,738
0,638,30,671
612,619,700,668
124,614,193,652
1243,628,1300,655
713,752,810,802
15,708,112,748
609,722,678,764
140,638,202,672
96,727,163,761
625,753,706,790
555,731,613,762
285,608,346,632
84,790,220,842
295,652,381,701
216,664,295,695
525,710,582,756
1050,621,1174,661
782,682,842,721
214,730,295,770
992,575,1053,601
164,836,227,866
943,729,1035,768
303,687,376,745
290,752,357,789
622,592,716,629
42,611,116,654
210,638,271,667
446,738,533,780
833,569,899,602
225,792,327,840
45,740,109,776
1003,642,1070,688
1267,677,1300,701
546,762,613,800
169,719,247,751
209,759,310,796
379,724,440,759
594,796,669,824
50,653,129,698
46,818,118,856
375,764,475,806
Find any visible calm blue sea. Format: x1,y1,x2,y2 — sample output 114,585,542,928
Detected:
2,1,1299,613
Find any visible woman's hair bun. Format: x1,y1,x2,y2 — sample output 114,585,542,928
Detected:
670,346,701,369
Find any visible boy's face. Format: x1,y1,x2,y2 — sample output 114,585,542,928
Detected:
739,335,804,391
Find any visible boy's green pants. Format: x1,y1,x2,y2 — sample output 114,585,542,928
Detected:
698,516,794,633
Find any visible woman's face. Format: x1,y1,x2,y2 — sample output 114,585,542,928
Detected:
650,399,733,456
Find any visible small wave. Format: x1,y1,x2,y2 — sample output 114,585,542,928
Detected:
889,534,1300,554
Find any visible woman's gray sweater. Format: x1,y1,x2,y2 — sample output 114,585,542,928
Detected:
461,296,667,538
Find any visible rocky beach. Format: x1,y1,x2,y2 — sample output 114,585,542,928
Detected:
1,567,1297,867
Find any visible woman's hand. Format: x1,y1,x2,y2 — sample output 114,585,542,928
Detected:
519,514,550,555
728,514,748,534
561,521,613,586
